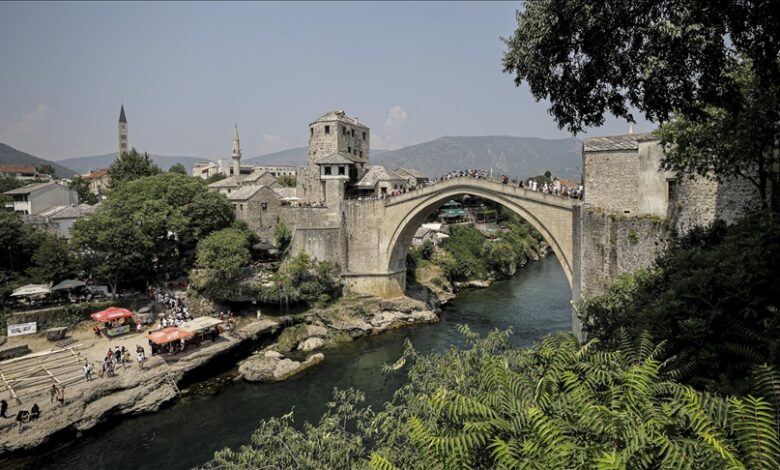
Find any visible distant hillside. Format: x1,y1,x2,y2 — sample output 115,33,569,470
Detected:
248,137,581,180
247,147,389,167
59,153,213,174
0,143,77,177
246,147,308,166
374,136,582,181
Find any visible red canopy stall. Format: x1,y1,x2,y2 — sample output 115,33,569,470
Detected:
148,327,194,355
91,307,134,337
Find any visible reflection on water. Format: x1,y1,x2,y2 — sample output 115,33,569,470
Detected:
15,255,570,470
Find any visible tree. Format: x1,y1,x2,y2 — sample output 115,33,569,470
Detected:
278,175,297,187
502,0,780,209
196,227,251,272
204,173,227,185
107,148,161,189
274,219,292,257
27,234,74,284
71,172,234,293
68,176,98,205
168,163,187,175
207,328,780,469
36,163,56,177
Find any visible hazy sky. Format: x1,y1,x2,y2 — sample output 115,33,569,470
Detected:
0,1,652,161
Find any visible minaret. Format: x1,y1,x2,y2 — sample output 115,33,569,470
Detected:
118,105,128,156
232,124,241,176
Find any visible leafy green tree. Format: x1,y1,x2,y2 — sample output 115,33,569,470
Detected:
481,240,518,276
502,0,780,209
207,328,780,470
36,163,56,177
27,234,74,284
274,219,292,257
108,148,161,189
255,251,339,308
68,176,98,205
204,173,227,185
71,172,233,293
277,175,297,187
168,162,187,175
71,210,149,299
196,227,251,272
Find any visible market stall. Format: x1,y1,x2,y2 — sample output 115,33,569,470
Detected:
148,327,194,355
91,307,135,337
179,316,223,343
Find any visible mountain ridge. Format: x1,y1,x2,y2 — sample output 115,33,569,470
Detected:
0,143,77,177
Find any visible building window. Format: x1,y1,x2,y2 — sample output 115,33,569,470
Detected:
324,166,332,175
342,126,346,135
338,166,345,175
310,128,314,137
239,204,244,211
351,129,354,137
348,146,351,154
261,202,267,211
362,132,366,140
324,125,330,135
667,178,677,202
359,151,363,158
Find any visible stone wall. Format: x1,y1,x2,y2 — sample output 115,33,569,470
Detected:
280,206,344,267
672,175,760,234
243,186,285,241
583,150,640,214
576,206,671,299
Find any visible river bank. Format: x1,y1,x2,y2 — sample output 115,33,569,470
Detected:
0,319,278,454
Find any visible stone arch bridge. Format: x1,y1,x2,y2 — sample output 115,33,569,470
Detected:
340,177,580,299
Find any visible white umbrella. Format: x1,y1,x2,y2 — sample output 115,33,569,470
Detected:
11,284,51,297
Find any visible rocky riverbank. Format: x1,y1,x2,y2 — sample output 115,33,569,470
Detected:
0,320,278,454
237,295,439,382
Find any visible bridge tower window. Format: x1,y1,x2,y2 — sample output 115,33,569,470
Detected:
324,166,332,176
324,125,330,135
338,166,346,175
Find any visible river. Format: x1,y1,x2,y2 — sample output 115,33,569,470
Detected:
14,255,571,470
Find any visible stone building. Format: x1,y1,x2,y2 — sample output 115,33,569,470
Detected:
396,167,428,188
297,111,370,204
81,169,110,197
118,105,128,156
231,185,295,241
0,164,51,181
354,165,407,197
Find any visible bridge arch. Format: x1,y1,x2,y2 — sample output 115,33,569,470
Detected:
384,184,574,287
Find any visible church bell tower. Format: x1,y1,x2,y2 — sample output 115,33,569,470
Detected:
118,105,128,156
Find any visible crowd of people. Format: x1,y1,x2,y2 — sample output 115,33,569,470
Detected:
150,288,194,328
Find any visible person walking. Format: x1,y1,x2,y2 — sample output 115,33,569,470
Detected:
84,360,93,381
137,350,145,370
0,398,8,418
57,384,65,407
16,409,28,433
49,384,58,404
121,346,129,369
29,403,40,421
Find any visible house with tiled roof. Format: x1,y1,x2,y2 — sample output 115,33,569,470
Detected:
81,169,110,197
354,165,407,197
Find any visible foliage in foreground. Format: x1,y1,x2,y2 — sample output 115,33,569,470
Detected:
205,329,780,470
581,211,780,394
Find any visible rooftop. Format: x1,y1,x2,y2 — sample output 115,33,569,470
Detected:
3,181,60,195
355,165,404,188
0,164,37,174
273,187,297,199
227,185,264,201
39,203,99,219
81,169,108,179
310,110,368,129
397,167,427,179
317,152,359,165
583,132,654,152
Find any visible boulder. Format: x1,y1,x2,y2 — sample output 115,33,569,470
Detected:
45,327,68,341
297,337,324,352
263,350,283,359
0,344,31,361
239,352,325,382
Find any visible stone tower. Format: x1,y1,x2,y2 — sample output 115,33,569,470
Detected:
298,110,370,203
118,105,128,156
232,124,241,176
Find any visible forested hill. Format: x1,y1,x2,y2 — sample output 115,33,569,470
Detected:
0,143,77,177
375,136,582,180
59,153,212,174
